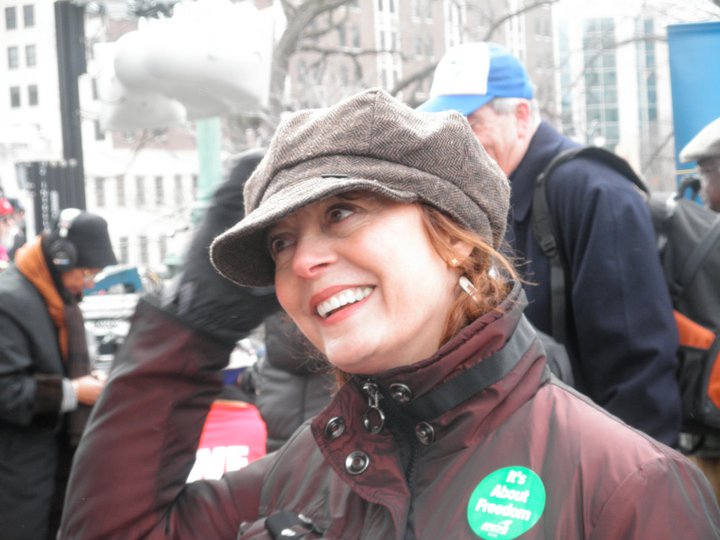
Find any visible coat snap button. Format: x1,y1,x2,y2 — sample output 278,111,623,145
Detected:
415,422,436,445
324,417,346,440
345,451,370,475
389,383,413,403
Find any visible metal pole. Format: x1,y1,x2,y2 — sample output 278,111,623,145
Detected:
54,0,87,209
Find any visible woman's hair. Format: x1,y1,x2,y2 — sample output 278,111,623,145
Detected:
332,199,517,386
420,205,517,345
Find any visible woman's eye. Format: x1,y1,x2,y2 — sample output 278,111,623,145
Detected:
326,205,354,223
269,235,294,258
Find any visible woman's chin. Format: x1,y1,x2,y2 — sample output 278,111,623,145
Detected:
325,350,378,375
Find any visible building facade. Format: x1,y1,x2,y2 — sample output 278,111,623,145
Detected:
12,0,713,272
0,1,200,273
555,0,691,190
284,0,557,119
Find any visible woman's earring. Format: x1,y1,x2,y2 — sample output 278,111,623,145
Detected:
450,257,459,267
459,276,481,307
458,275,477,296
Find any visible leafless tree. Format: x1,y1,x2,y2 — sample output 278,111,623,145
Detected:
227,0,561,151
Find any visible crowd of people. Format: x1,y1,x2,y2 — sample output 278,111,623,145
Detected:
1,41,720,539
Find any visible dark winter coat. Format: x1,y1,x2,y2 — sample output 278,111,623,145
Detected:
0,266,66,540
508,121,681,446
59,286,720,539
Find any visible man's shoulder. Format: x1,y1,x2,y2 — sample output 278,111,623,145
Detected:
544,151,645,213
0,268,44,313
527,125,634,191
0,267,25,293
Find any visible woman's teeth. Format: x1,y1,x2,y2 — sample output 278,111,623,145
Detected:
317,287,373,318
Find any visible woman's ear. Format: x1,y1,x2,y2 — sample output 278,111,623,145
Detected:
449,239,473,267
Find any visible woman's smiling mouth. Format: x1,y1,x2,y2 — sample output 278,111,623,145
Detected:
316,286,374,318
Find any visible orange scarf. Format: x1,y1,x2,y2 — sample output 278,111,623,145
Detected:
14,236,68,360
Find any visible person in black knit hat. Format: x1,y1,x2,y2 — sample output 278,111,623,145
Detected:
0,208,117,540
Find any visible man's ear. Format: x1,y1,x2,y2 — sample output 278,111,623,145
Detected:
514,100,532,140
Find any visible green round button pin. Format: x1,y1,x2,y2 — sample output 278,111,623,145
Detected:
466,466,546,539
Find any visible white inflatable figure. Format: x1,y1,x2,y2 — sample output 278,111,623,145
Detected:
98,0,275,129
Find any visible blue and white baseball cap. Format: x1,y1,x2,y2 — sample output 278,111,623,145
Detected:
417,42,534,115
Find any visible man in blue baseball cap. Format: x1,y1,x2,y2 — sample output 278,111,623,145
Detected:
419,42,682,448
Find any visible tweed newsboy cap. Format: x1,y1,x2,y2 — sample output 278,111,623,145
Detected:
210,88,510,287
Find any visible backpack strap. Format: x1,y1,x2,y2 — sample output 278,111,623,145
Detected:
531,146,649,344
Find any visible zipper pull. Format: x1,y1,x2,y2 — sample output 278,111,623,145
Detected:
362,381,386,434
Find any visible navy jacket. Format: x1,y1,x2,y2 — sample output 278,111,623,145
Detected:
507,121,681,446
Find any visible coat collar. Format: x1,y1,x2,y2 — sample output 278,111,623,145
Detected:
309,282,548,513
366,281,529,402
509,121,569,223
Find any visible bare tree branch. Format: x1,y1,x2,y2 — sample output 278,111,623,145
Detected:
298,44,406,61
270,0,354,118
390,0,558,98
301,5,351,41
568,35,667,90
641,130,675,174
480,0,558,42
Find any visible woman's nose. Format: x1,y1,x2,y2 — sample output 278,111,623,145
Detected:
290,232,336,279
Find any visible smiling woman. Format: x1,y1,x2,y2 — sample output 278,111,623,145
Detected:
269,195,473,375
60,88,720,539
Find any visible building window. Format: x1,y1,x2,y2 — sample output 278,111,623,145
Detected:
174,175,183,206
118,236,129,264
423,0,433,19
95,177,105,207
135,176,145,206
23,5,34,27
94,119,104,140
10,86,20,108
25,44,36,67
583,17,620,149
337,25,346,47
5,7,16,30
414,36,421,56
27,84,37,106
159,235,167,261
8,46,19,69
119,236,129,264
116,176,125,206
139,236,149,265
425,36,434,57
154,176,164,206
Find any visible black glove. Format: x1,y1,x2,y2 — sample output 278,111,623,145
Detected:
167,148,280,344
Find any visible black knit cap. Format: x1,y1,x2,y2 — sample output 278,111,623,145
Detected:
62,211,118,269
